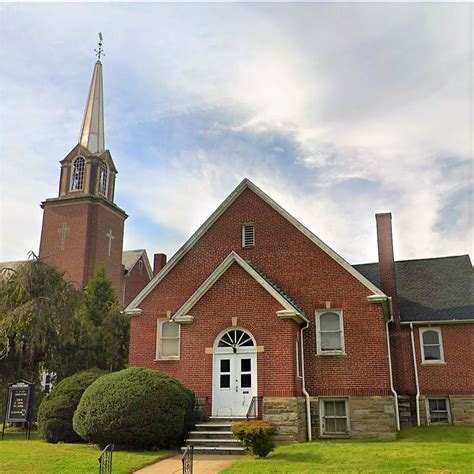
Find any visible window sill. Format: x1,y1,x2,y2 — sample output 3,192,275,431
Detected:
154,358,180,362
421,362,446,366
316,352,347,357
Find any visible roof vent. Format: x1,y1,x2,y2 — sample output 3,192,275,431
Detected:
242,224,255,248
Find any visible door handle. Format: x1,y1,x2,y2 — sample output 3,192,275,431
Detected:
235,385,238,392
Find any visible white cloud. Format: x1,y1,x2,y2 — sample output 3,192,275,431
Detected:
0,3,472,266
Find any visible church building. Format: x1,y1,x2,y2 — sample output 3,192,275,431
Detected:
2,45,472,448
126,180,473,448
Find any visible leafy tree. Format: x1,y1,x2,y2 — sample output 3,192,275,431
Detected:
81,267,129,371
0,256,84,378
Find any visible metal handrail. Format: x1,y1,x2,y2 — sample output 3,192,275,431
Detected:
98,444,114,474
246,396,263,420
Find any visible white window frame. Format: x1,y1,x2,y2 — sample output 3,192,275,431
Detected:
70,156,85,191
426,397,451,425
98,161,109,196
419,327,445,364
242,223,255,248
319,398,350,437
156,319,180,360
315,309,345,355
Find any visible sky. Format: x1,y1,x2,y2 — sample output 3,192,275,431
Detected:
0,2,472,266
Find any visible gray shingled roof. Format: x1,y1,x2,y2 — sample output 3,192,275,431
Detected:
245,260,308,319
354,255,474,322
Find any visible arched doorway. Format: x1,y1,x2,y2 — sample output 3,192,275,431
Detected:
212,328,258,417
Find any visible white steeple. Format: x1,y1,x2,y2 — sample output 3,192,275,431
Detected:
79,36,105,154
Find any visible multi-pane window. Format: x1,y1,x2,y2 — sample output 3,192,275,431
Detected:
99,162,108,196
316,310,345,354
156,319,180,360
321,399,349,435
71,156,85,191
242,224,255,248
427,398,451,424
420,327,444,363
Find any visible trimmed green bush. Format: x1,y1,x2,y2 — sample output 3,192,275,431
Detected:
37,369,106,443
73,367,195,449
232,420,276,457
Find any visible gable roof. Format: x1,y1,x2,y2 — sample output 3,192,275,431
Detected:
122,249,153,279
354,255,474,323
172,251,308,323
126,178,385,313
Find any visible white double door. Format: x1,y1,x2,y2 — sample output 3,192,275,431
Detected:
212,352,257,417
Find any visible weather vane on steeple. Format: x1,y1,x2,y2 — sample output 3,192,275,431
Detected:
94,32,105,61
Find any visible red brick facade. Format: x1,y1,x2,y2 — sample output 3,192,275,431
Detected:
124,256,152,306
129,186,392,418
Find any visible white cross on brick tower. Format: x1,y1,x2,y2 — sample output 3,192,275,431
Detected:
106,228,114,256
58,223,70,251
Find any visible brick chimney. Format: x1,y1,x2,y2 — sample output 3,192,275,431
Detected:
153,253,167,275
375,213,399,317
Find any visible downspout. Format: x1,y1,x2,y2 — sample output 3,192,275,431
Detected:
370,295,400,431
300,321,312,441
385,310,401,431
409,323,421,426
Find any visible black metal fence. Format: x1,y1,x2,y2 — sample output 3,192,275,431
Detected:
246,396,264,420
182,444,194,474
98,444,114,474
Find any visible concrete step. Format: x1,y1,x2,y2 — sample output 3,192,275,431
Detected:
194,423,232,431
181,445,246,456
209,416,247,423
188,430,234,439
185,438,242,448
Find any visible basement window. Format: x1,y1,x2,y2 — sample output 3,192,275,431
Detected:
320,399,350,436
156,319,180,360
242,223,255,248
427,398,451,424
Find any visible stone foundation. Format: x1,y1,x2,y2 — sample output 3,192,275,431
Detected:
350,397,397,440
194,397,207,423
450,396,474,425
310,396,397,440
263,397,307,442
419,395,473,426
398,395,416,427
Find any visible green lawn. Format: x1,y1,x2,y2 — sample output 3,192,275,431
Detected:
222,426,474,473
0,431,173,473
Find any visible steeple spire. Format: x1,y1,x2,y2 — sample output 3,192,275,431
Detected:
79,34,105,153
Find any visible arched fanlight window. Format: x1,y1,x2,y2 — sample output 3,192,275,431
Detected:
99,162,108,196
71,156,85,191
217,329,255,351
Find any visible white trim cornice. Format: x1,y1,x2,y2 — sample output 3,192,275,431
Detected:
125,178,386,313
400,319,474,325
171,251,308,324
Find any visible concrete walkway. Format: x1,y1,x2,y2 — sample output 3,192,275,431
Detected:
135,454,243,474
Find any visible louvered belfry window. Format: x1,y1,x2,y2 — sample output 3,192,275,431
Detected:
242,224,255,248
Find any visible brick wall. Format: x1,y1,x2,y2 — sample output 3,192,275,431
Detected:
129,187,391,402
124,256,152,306
413,324,474,395
39,198,126,296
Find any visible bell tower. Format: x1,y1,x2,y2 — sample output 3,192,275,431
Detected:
39,37,127,296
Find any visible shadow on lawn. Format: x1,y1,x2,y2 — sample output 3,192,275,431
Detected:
267,452,322,463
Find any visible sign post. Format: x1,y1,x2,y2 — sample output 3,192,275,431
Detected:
1,380,35,440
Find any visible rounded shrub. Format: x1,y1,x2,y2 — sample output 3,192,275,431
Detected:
37,369,106,443
232,420,276,457
73,367,195,449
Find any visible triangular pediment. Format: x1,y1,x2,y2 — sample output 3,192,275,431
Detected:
126,178,386,313
172,251,308,324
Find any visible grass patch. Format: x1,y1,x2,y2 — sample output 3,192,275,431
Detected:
222,426,474,473
0,430,173,473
